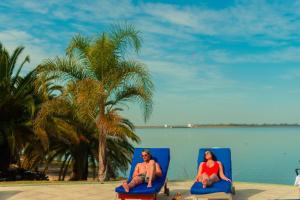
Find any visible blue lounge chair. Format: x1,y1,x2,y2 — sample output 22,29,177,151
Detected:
190,148,235,199
115,148,170,200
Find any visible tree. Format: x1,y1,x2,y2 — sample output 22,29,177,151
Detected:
0,42,36,171
37,24,153,181
0,42,63,172
34,79,140,180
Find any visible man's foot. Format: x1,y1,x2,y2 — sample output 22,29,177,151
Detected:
122,182,130,192
147,182,152,188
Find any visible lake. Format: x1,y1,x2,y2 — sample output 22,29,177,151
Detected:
129,127,300,185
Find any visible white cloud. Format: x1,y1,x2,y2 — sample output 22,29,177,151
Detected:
206,47,300,64
287,89,300,94
0,29,58,74
280,69,300,80
0,30,33,42
4,0,299,44
0,0,56,14
20,1,50,14
51,0,137,22
263,85,273,90
142,3,216,35
133,18,197,40
145,60,233,93
3,0,300,125
142,1,300,41
145,60,198,79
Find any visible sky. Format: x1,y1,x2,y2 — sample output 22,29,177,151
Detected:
1,0,300,125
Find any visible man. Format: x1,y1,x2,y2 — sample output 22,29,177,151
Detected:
122,149,162,192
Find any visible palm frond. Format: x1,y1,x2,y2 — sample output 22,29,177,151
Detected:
70,79,106,122
37,56,89,82
107,60,154,121
109,23,142,55
66,34,91,57
8,46,25,76
34,98,72,149
11,55,30,87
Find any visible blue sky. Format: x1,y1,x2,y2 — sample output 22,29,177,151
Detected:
1,0,300,125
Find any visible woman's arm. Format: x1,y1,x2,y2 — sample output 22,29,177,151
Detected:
195,162,204,182
218,162,231,182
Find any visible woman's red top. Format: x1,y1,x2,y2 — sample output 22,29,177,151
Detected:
201,161,219,176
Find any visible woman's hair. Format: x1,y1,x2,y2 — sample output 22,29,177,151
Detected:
142,149,152,159
203,150,217,162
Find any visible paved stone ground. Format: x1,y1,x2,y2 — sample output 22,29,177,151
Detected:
0,181,299,200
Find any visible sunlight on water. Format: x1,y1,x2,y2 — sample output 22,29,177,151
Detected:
130,127,300,185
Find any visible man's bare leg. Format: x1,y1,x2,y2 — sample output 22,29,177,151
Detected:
122,176,143,192
146,160,156,187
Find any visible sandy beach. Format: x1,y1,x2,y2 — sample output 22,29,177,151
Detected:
0,181,299,200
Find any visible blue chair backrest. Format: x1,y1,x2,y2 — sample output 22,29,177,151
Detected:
128,148,170,181
197,148,232,180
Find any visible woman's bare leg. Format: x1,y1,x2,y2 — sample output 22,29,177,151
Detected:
122,176,143,192
201,173,209,188
197,174,205,182
206,174,220,187
146,160,156,187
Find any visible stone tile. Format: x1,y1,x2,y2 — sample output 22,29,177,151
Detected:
0,181,299,200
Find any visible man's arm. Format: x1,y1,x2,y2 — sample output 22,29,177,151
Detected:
133,164,140,177
155,163,163,177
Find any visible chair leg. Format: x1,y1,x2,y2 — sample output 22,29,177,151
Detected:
232,186,236,195
164,181,170,196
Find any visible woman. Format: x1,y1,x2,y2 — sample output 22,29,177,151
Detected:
194,150,231,188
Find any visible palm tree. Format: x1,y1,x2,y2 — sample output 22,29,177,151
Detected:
34,80,140,180
33,81,95,180
19,73,63,172
0,42,63,172
0,42,37,171
37,24,154,181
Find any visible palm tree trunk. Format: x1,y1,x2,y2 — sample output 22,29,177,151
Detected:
59,154,69,181
0,134,11,171
70,143,88,181
92,158,96,180
97,104,107,182
98,129,107,182
62,156,72,181
83,156,89,180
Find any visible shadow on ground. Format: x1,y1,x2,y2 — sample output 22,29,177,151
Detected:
155,188,266,200
156,188,190,199
0,191,22,200
169,188,190,199
234,189,265,200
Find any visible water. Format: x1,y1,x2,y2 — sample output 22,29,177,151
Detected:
129,127,300,185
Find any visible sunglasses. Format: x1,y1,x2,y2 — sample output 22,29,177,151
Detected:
141,154,149,158
205,151,211,155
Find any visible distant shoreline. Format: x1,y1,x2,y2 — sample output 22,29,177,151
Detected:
135,124,300,129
